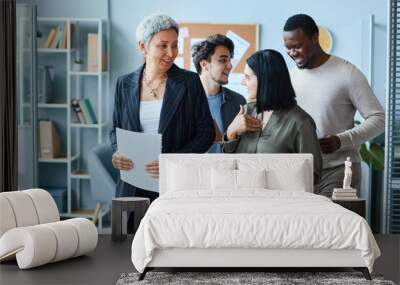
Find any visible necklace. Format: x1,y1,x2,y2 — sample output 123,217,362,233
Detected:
143,68,167,98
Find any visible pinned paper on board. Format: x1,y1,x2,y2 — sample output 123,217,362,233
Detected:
178,36,184,55
226,30,250,72
179,27,189,38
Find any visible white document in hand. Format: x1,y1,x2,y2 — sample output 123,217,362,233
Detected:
116,128,161,192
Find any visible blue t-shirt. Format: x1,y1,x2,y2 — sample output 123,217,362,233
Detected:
207,93,224,153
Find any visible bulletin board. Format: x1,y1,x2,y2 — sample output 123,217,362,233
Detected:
178,23,259,73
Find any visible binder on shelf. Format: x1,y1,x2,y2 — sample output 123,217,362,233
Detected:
87,33,107,72
38,120,61,159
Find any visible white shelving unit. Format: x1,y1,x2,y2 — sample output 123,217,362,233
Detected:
37,17,110,230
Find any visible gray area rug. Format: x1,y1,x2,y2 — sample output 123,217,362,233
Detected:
116,271,396,285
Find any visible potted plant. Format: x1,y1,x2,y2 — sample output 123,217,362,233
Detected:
356,120,384,171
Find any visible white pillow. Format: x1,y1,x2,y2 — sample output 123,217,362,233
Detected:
167,159,235,192
211,168,267,190
237,169,267,189
266,161,307,191
238,159,309,191
211,168,236,190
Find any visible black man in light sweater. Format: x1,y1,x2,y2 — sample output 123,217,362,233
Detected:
283,14,385,197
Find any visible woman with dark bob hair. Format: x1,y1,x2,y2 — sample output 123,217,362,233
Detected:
223,49,322,184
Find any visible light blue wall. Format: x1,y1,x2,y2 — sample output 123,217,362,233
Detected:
36,0,108,18
110,0,387,107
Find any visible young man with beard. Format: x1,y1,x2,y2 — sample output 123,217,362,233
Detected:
192,34,246,153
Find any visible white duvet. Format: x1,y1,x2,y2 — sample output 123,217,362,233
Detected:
131,190,380,273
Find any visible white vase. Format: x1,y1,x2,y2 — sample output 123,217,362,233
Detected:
73,62,83,71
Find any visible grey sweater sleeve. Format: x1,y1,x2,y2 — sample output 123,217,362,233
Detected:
337,65,385,149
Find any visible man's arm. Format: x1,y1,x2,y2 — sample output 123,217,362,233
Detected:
337,65,385,150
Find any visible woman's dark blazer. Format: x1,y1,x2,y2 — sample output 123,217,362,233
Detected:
109,64,215,198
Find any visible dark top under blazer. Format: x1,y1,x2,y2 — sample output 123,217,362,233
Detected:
110,64,215,198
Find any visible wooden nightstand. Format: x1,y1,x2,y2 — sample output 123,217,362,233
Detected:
332,198,366,218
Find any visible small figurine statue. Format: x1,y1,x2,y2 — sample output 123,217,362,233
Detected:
342,157,352,189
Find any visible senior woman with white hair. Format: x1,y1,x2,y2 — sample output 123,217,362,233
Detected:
110,14,215,202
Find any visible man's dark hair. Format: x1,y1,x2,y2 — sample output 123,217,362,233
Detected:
191,34,234,74
283,14,318,38
247,49,296,112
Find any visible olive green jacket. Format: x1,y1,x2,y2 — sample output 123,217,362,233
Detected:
222,103,322,184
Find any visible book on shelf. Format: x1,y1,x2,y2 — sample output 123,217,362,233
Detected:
87,33,108,72
332,189,358,200
56,25,65,49
332,195,359,200
61,22,68,49
71,99,87,124
42,22,72,49
72,98,97,124
50,25,62,49
44,28,56,48
81,98,97,124
333,193,358,197
333,188,357,194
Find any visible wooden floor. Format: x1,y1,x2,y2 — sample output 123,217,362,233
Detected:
0,234,399,285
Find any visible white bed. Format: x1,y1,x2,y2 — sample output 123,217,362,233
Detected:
131,154,380,280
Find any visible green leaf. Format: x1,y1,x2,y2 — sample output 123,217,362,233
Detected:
359,143,384,171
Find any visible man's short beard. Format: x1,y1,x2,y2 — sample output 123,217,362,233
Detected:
211,74,228,85
217,79,228,85
297,61,310,69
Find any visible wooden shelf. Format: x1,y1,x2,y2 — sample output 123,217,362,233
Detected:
71,171,90,179
38,48,69,53
70,71,108,76
60,208,95,218
38,157,68,163
71,123,106,128
38,103,68,108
